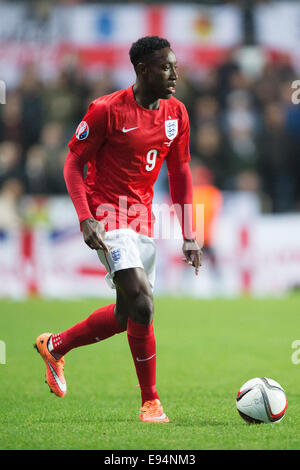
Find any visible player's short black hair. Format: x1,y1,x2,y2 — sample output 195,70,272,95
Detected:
129,36,171,70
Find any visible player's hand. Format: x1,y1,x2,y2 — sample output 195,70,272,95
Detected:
80,218,109,252
182,239,202,276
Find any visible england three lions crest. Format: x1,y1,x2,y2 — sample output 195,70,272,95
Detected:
165,119,178,140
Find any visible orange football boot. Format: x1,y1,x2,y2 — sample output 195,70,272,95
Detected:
34,333,67,397
139,399,170,423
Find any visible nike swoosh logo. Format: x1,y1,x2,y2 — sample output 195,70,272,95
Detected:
46,359,66,393
136,353,156,362
122,126,139,133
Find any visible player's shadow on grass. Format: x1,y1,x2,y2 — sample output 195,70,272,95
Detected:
172,418,229,427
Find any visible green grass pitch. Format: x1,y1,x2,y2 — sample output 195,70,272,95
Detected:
0,295,300,450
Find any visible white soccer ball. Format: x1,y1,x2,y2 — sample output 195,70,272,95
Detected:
236,377,287,424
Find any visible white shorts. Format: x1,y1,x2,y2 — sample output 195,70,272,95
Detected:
97,228,156,290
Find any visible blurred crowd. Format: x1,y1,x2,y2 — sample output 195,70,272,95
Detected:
0,50,300,228
182,54,300,214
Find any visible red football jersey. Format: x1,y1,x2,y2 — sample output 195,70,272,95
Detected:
68,85,191,236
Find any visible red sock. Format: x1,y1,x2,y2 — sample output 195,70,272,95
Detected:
50,304,125,357
127,318,159,405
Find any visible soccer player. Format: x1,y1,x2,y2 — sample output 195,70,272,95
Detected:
35,36,202,423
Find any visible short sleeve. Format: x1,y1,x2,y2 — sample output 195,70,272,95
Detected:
68,100,108,163
166,103,191,172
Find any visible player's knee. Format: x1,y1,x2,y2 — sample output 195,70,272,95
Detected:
131,291,154,325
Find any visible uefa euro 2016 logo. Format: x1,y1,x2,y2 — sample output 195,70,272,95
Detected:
75,121,89,140
0,340,6,364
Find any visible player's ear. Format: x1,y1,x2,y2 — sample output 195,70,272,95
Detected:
135,62,148,77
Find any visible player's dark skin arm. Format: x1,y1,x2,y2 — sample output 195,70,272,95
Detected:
80,218,109,252
183,239,202,276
